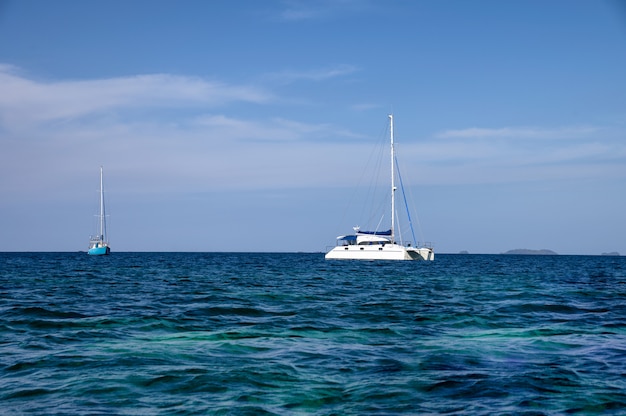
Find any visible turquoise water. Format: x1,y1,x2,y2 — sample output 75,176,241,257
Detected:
1,252,625,414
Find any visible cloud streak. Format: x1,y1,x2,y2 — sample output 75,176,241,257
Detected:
1,64,625,200
266,64,359,84
278,0,373,21
0,66,272,128
0,66,365,196
390,121,626,187
436,126,601,140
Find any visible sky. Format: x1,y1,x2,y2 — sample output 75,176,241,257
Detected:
0,0,625,254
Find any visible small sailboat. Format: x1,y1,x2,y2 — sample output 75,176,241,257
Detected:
325,115,434,261
88,166,110,256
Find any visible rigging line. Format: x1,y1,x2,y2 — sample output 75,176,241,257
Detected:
403,168,426,245
361,121,390,230
332,133,382,233
395,207,404,244
334,118,395,233
364,139,385,227
375,214,385,233
395,154,417,246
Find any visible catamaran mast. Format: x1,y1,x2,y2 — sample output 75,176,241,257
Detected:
389,114,395,243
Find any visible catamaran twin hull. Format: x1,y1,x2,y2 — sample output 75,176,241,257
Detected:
325,244,434,261
324,114,435,262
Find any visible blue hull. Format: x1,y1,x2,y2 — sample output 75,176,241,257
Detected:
88,246,110,256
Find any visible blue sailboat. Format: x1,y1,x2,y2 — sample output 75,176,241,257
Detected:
88,166,111,255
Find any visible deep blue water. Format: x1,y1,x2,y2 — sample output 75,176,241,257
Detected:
1,252,625,415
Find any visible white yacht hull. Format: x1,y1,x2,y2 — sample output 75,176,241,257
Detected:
325,244,434,261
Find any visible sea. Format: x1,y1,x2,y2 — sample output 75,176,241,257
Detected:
1,252,625,415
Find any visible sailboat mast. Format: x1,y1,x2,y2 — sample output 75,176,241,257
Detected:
99,166,105,241
389,114,395,243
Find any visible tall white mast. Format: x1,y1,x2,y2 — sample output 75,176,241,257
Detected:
389,114,395,243
99,166,106,241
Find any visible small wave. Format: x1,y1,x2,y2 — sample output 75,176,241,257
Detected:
3,387,56,400
5,306,87,320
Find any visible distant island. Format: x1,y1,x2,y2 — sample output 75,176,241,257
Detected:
601,252,621,256
502,249,558,255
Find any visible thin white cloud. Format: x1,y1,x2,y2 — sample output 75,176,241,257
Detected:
436,126,600,140
281,6,323,20
391,122,626,187
279,0,373,21
267,64,359,84
192,114,335,142
351,103,382,112
0,66,272,128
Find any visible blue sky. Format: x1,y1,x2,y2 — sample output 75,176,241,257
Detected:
1,0,625,254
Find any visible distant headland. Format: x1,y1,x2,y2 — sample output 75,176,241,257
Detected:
502,249,558,255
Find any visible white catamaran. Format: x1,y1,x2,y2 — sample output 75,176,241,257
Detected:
325,115,434,261
88,166,110,256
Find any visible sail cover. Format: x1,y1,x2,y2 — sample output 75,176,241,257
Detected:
357,229,392,236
